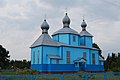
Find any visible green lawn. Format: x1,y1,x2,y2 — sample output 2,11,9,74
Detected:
0,70,120,80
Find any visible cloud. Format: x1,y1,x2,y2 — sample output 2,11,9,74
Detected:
0,0,7,7
0,0,120,60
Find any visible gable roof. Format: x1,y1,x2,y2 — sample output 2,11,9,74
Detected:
74,57,87,62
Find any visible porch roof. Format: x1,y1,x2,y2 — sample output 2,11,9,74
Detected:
74,57,87,63
47,54,61,59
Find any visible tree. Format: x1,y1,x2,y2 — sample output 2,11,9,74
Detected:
0,45,10,69
92,43,104,59
9,59,30,69
105,52,120,71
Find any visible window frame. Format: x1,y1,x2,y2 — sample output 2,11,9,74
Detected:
92,54,95,64
83,52,86,59
38,50,40,64
73,36,76,42
66,51,70,64
33,51,35,64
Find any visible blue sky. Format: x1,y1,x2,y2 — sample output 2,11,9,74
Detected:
0,0,120,60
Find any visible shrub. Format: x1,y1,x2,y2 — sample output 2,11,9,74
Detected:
30,69,39,75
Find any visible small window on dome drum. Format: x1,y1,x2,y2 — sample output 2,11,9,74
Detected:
73,36,76,42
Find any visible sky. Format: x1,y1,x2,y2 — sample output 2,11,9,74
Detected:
0,0,120,60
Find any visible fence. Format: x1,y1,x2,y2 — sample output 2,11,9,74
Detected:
0,72,120,80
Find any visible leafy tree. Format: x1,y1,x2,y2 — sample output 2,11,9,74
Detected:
9,59,30,69
105,52,120,71
92,43,104,59
0,45,10,69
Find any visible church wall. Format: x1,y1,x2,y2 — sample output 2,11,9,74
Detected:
42,46,59,64
52,35,59,41
31,46,103,72
53,34,80,46
69,34,79,46
85,37,92,47
60,46,90,64
80,36,92,47
90,50,99,65
59,34,69,44
80,37,84,45
31,46,42,64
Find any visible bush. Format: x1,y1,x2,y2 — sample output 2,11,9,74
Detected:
30,69,39,75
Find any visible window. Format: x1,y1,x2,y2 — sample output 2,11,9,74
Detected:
33,51,35,64
56,59,59,64
38,50,40,64
83,52,86,59
92,54,95,64
66,51,70,64
73,36,76,42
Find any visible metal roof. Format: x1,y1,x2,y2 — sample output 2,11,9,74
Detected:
62,13,70,28
52,27,79,36
41,19,49,30
99,56,105,61
80,30,93,37
31,33,65,47
81,19,87,31
31,33,97,50
47,54,61,59
74,57,87,62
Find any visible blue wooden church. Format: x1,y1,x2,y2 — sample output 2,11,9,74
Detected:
30,13,104,73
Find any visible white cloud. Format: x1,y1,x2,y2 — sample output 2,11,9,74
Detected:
0,0,120,60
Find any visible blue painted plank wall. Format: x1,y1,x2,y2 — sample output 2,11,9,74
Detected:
31,46,42,64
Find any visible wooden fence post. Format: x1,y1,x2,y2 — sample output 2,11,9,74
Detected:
60,75,64,80
104,73,107,80
84,73,88,80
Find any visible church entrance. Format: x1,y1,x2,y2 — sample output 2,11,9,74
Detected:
74,57,87,71
79,62,86,70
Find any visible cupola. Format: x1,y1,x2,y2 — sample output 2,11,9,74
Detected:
41,19,49,34
62,13,70,28
81,19,87,31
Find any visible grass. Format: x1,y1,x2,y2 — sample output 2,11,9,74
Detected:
0,70,17,75
107,74,120,80
0,70,120,80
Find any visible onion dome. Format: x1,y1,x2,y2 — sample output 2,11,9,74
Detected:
80,19,93,37
41,19,49,34
81,19,87,31
52,13,79,36
62,13,70,28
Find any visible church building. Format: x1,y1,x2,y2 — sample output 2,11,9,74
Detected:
30,13,104,73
